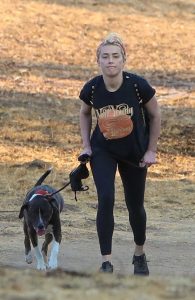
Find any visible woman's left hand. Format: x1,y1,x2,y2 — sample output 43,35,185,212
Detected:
139,150,157,168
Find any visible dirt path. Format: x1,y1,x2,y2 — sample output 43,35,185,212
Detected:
1,217,195,277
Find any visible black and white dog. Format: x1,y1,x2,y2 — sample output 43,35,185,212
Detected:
19,168,64,270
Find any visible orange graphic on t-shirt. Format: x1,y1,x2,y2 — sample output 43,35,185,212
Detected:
98,109,133,140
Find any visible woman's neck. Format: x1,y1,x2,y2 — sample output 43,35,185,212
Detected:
103,72,123,92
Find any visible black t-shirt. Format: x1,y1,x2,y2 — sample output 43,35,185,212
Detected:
79,71,156,163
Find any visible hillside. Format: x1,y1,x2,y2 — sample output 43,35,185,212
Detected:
0,1,194,299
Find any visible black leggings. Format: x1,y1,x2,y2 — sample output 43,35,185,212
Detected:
90,151,147,256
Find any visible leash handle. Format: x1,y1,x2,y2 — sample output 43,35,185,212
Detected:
46,162,90,201
78,154,91,163
74,185,89,201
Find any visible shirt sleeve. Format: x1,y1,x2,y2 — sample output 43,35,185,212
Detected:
136,76,156,104
79,80,93,106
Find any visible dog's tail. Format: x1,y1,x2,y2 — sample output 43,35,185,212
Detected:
34,167,52,187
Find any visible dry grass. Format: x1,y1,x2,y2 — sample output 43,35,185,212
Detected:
0,0,194,224
0,1,195,298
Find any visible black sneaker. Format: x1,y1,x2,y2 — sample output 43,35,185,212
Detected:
132,254,149,276
100,261,114,273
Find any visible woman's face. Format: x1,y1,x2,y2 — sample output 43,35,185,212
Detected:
98,44,125,78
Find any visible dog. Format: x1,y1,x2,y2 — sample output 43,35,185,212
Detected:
19,168,64,270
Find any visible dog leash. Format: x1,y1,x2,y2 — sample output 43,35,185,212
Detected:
47,180,89,202
46,158,90,201
47,181,71,198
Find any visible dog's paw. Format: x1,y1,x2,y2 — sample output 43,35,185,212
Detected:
37,263,47,271
37,260,47,271
48,241,59,269
25,252,33,264
48,258,58,270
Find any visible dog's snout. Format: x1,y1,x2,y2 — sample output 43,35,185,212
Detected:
36,222,45,236
38,223,44,230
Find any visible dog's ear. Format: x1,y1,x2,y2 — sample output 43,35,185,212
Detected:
46,196,60,212
19,204,28,219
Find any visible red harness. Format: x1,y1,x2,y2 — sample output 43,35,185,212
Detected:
29,189,49,202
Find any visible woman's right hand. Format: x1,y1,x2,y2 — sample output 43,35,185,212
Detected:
78,147,92,163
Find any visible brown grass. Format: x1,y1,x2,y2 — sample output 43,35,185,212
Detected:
0,0,195,298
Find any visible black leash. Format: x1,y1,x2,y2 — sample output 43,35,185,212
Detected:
46,156,91,201
47,181,71,197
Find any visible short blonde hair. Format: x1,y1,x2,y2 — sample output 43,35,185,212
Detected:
96,33,126,61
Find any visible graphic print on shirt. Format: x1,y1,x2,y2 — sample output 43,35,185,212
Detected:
95,103,134,140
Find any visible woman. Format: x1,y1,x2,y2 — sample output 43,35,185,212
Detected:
79,33,161,275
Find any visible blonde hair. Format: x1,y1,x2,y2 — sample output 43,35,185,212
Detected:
96,33,126,61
